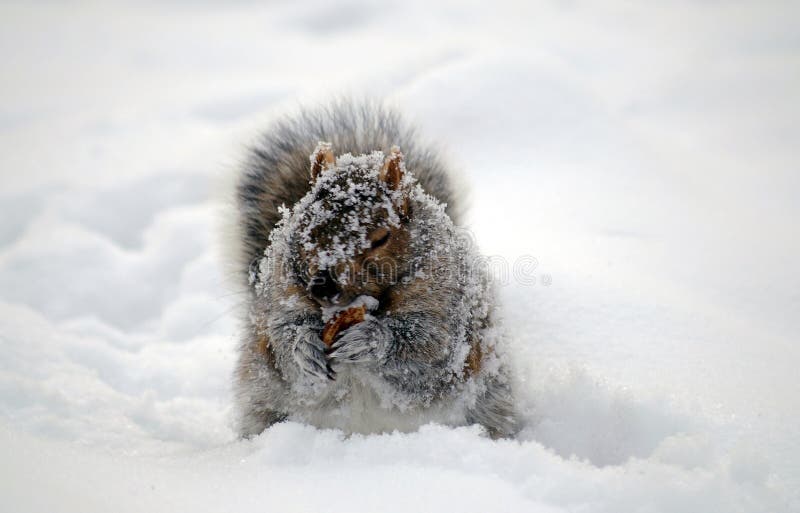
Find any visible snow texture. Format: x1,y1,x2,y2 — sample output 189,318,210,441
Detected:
1,1,798,512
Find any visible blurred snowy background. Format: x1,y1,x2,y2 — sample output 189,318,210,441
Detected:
1,1,798,511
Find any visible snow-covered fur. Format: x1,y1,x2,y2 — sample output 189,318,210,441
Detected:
233,100,465,283
232,101,516,438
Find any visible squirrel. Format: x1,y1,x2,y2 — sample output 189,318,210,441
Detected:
231,100,517,438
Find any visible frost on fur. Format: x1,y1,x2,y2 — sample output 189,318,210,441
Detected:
233,104,515,439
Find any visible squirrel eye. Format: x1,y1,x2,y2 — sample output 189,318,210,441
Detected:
370,229,391,249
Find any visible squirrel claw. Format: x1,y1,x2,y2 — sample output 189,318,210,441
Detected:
298,357,328,380
326,321,384,364
293,331,332,381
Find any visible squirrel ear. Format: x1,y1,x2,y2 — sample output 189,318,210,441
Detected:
310,142,335,183
380,146,404,191
381,145,409,217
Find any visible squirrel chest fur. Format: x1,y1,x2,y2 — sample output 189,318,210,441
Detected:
231,102,516,438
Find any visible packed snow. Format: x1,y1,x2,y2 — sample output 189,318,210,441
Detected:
1,1,798,512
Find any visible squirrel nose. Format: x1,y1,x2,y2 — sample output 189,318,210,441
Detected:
308,270,340,303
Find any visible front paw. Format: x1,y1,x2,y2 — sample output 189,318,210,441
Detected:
293,329,335,381
327,318,389,367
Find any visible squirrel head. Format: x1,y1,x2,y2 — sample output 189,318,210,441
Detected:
290,143,413,307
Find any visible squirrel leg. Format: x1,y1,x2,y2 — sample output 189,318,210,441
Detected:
465,371,518,439
265,321,333,382
233,331,289,437
329,312,455,404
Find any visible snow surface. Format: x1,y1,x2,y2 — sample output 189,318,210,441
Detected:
1,1,798,511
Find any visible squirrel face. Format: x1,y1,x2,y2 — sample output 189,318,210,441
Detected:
290,144,411,307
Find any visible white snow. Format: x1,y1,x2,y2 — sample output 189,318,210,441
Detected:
1,1,798,512
321,295,380,323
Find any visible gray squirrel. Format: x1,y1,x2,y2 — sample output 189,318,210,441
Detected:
231,100,516,438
